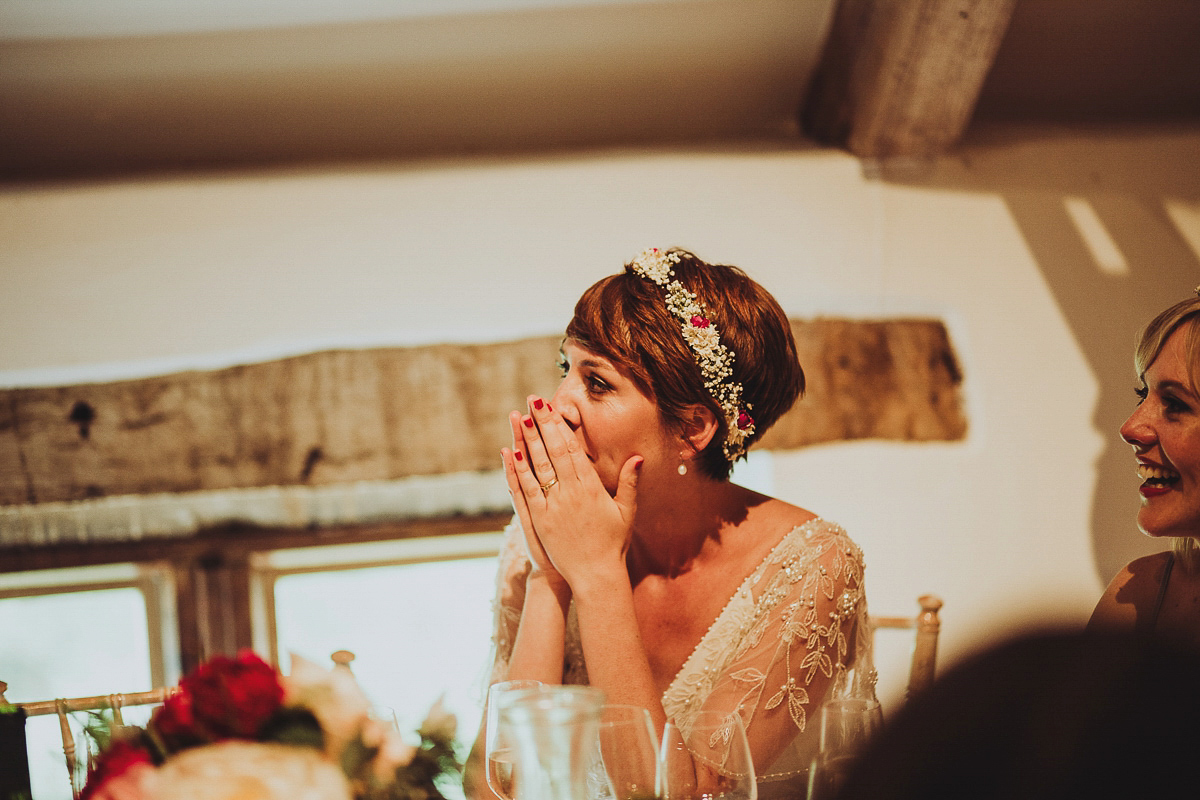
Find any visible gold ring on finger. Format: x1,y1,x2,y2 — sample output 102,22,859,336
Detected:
539,477,559,495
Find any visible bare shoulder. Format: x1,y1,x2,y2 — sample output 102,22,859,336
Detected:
739,489,818,532
1088,551,1174,634
726,489,820,565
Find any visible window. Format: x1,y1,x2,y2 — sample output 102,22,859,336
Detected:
0,562,177,800
250,532,504,800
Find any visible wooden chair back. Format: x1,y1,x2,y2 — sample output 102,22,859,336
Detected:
14,688,173,800
872,594,943,698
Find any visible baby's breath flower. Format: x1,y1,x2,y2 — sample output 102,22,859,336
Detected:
629,247,755,460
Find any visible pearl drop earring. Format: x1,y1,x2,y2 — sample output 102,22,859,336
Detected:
678,462,688,476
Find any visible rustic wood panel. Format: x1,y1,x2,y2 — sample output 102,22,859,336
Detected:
0,321,965,506
801,0,1017,158
763,318,965,449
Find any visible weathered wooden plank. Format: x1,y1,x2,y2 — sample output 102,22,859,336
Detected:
763,318,965,449
0,320,965,506
802,0,1017,158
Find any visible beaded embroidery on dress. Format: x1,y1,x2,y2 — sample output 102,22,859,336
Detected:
487,516,874,788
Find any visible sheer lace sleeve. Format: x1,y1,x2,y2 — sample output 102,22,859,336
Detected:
661,519,872,786
487,516,590,687
488,516,532,684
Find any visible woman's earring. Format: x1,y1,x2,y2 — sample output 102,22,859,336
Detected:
678,461,688,476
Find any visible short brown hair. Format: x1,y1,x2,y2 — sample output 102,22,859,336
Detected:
566,248,804,480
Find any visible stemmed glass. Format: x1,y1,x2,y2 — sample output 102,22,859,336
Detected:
497,686,607,800
660,711,757,800
806,698,882,800
484,679,543,800
588,704,660,800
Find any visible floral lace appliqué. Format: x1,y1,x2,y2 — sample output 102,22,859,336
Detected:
661,518,867,738
487,516,872,784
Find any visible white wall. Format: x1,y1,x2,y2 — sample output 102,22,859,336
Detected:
3,123,1200,706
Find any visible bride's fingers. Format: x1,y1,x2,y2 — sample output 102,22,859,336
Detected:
502,448,531,514
530,397,591,480
506,443,547,505
528,396,572,478
518,409,556,486
508,412,542,482
503,448,557,574
508,411,527,458
503,447,543,524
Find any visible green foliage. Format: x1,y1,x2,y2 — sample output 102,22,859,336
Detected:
259,707,325,751
360,729,462,800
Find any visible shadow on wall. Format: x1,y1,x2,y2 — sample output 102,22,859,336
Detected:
877,123,1200,586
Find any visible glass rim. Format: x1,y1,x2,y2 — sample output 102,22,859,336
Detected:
497,685,606,720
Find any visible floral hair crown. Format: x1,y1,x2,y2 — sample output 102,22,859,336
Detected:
629,247,754,461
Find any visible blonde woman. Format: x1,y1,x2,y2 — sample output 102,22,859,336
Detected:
1090,293,1200,648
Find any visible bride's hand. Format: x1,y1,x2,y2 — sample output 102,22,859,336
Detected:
502,427,563,591
506,395,641,594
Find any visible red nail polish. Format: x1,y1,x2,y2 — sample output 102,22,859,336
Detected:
547,403,553,412
533,398,544,410
523,417,534,428
515,450,524,462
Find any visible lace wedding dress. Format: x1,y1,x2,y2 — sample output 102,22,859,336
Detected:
488,516,876,795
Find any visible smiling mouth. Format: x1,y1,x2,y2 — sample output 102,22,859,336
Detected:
1138,464,1180,489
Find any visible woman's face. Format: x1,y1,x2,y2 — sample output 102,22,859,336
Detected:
1120,325,1200,539
551,339,678,494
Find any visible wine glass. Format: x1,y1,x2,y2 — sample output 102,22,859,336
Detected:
806,698,882,800
660,711,757,800
588,704,660,800
498,686,607,800
485,679,543,800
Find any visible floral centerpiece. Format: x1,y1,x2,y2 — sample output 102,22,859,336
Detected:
81,651,460,800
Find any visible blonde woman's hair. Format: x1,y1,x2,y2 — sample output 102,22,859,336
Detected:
1134,295,1200,394
1135,295,1200,571
1174,536,1200,573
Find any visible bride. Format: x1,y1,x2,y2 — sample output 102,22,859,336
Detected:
474,248,875,796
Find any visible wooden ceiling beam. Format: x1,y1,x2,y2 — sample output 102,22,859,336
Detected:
0,320,965,509
802,0,1018,159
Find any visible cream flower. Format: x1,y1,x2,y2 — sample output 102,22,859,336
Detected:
629,247,680,283
417,695,457,742
149,741,351,800
86,762,157,800
282,654,372,758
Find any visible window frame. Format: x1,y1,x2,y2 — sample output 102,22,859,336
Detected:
248,530,505,667
0,511,512,676
0,560,180,689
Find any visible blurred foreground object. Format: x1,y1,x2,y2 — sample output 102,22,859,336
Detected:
835,630,1200,800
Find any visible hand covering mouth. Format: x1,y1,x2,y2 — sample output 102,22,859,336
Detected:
1138,464,1180,487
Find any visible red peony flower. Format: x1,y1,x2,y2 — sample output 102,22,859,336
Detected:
151,650,284,746
183,651,284,741
80,740,154,800
150,690,201,748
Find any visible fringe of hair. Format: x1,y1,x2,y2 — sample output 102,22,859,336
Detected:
1173,537,1200,573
